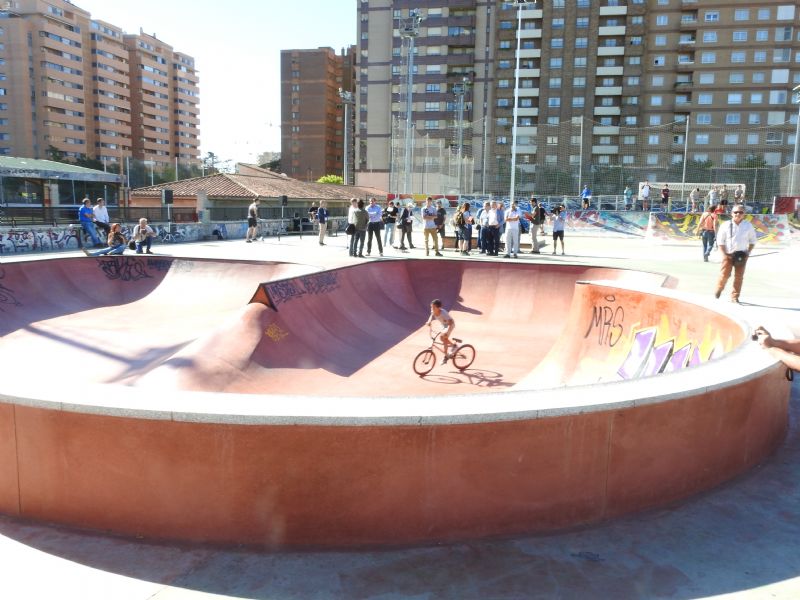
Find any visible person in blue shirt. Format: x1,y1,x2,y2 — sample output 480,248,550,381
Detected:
365,197,384,256
78,197,102,247
581,184,592,209
316,199,329,246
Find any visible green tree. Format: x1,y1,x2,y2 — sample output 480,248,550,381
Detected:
317,174,344,184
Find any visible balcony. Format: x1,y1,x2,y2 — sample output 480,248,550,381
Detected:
521,8,543,18
592,145,619,154
596,86,623,95
517,68,540,77
517,107,539,116
674,80,693,89
678,36,696,45
598,26,626,36
676,59,695,71
593,125,620,134
599,6,627,16
680,15,698,29
594,106,621,116
518,48,541,58
517,126,538,136
519,28,542,39
598,46,625,56
596,66,624,76
517,88,540,97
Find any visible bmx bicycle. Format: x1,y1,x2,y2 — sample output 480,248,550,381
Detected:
413,330,476,376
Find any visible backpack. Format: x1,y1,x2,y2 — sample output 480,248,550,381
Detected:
453,211,465,227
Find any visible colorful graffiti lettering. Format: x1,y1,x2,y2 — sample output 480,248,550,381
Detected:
584,294,625,347
648,213,789,245
265,271,340,307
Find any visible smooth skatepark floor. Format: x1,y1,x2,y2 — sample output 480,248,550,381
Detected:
1,230,799,599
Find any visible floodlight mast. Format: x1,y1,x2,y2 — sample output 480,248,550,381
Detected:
399,9,423,195
338,88,354,186
509,0,529,205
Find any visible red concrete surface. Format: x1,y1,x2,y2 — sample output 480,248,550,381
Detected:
0,256,790,547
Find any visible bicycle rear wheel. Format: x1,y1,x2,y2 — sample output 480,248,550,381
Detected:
452,344,475,370
413,349,436,376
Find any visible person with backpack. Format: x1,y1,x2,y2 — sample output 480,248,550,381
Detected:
453,202,473,256
529,197,546,254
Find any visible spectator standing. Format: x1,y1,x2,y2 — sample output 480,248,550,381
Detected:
484,201,500,256
346,198,358,255
734,185,745,204
382,200,398,248
719,185,729,211
581,184,592,209
476,201,490,253
82,223,127,257
78,197,102,247
316,200,329,245
245,198,259,242
93,198,111,237
365,197,384,256
551,206,566,255
640,181,651,210
661,184,670,210
714,204,756,303
422,197,442,257
689,187,701,212
132,218,156,254
435,200,447,251
503,201,521,258
308,203,318,222
350,199,368,257
529,197,546,254
397,202,415,251
694,204,718,262
495,201,506,257
623,186,633,210
454,202,473,255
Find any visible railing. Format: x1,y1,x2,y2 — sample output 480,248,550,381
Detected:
0,206,198,226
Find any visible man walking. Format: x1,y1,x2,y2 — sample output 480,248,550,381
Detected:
694,203,718,262
317,200,328,245
398,202,414,251
422,197,442,257
714,204,756,304
365,197,384,256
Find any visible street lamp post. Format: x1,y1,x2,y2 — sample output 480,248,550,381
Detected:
509,0,528,205
399,9,423,195
338,89,354,186
453,76,470,195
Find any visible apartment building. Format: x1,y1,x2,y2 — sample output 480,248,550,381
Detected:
356,0,800,196
0,0,199,170
280,46,356,183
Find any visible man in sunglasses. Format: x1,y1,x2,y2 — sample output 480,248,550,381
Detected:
714,204,756,304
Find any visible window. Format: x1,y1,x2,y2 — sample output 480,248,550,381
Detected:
648,134,660,144
697,73,714,85
729,72,745,84
497,79,510,89
747,133,759,144
770,90,787,104
548,97,561,107
724,134,739,144
756,30,769,42
575,37,588,48
629,36,643,46
777,5,795,20
549,77,562,89
656,15,668,26
651,96,662,106
497,98,510,107
624,96,639,105
753,72,765,83
424,120,439,130
623,155,635,164
654,35,667,46
576,17,588,28
754,51,767,63
649,115,662,125
735,8,749,20
574,76,586,87
774,49,791,63
695,134,709,145
424,101,439,111
701,52,716,64
546,136,559,146
772,69,790,84
545,155,557,165
749,113,761,124
552,18,564,29
693,154,709,162
703,31,717,43
629,56,641,65
600,97,614,107
647,155,659,166
598,136,612,145
776,27,793,42
631,16,644,25
627,76,640,86
572,97,585,107
551,38,563,48
574,56,587,68
766,132,783,145
499,21,514,30
653,56,665,67
550,57,563,69
751,92,763,104
732,31,747,42
623,116,637,125
425,83,440,92
696,113,712,124
498,60,512,69
623,136,636,145
731,51,746,63
496,136,508,144
698,93,713,105
546,116,559,125
704,11,719,22
727,93,743,104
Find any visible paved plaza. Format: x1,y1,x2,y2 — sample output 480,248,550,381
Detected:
1,230,798,599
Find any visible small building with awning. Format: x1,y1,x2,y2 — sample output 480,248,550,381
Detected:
0,156,122,208
129,164,386,222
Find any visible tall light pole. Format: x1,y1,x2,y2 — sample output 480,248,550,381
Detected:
399,9,423,195
792,84,800,194
509,0,528,204
453,76,470,195
338,88,354,186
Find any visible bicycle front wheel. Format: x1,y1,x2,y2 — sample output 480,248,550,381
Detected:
413,349,436,376
452,344,475,370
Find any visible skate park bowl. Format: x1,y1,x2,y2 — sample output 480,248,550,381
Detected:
0,256,790,548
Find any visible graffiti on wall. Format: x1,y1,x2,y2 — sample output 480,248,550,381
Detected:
95,256,154,282
581,294,734,381
648,213,790,245
0,267,21,311
264,271,340,308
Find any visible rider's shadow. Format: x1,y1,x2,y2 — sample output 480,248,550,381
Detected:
420,369,513,388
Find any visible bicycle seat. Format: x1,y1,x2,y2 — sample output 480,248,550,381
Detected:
452,337,462,343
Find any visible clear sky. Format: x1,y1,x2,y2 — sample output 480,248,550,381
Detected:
75,0,357,167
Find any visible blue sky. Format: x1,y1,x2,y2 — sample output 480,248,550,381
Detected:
76,0,357,166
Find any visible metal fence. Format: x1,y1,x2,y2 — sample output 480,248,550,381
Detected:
0,206,198,227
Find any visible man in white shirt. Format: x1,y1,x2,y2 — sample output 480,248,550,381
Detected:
93,197,111,237
427,299,455,365
640,181,651,211
503,201,521,258
714,204,757,304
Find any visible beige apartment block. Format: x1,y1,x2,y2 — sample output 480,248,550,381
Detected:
0,0,199,170
280,46,356,183
356,0,800,197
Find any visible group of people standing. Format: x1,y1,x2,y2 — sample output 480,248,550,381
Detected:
344,195,567,259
